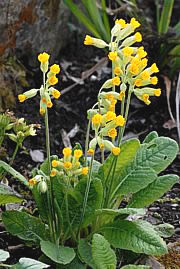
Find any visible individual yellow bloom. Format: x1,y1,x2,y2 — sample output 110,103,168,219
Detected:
122,47,134,57
50,64,60,74
106,93,114,101
108,128,117,138
151,76,158,85
63,147,72,156
129,64,139,75
130,18,140,29
48,76,58,85
29,178,37,185
82,167,88,175
114,66,122,76
154,88,161,97
134,32,142,42
47,101,53,108
131,57,141,66
84,35,93,45
52,89,61,99
115,19,126,28
119,91,125,101
38,52,50,64
135,79,142,87
115,115,125,126
112,147,121,156
137,47,147,58
40,108,45,115
108,51,118,61
64,162,72,170
143,94,151,105
74,149,83,159
141,71,150,80
105,111,116,122
112,76,121,86
50,169,57,177
52,160,59,168
150,63,159,73
18,94,27,103
140,58,148,68
87,148,94,155
92,113,103,125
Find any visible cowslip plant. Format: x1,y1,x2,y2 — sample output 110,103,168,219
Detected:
0,18,179,269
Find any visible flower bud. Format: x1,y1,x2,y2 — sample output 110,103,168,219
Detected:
38,181,47,193
89,138,97,150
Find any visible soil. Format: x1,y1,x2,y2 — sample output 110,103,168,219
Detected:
1,21,180,269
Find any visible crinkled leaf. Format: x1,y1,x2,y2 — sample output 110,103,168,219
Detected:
100,220,168,256
92,234,117,269
40,240,75,265
143,131,158,143
2,211,49,243
0,184,23,205
0,249,10,262
78,239,96,269
12,258,50,268
128,174,179,208
154,223,175,238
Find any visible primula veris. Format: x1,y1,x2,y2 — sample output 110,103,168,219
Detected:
50,64,60,74
63,147,72,157
38,52,50,64
74,149,83,159
112,147,121,156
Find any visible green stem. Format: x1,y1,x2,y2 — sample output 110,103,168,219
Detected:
0,132,5,147
9,143,19,166
0,264,12,268
65,192,77,243
85,120,91,165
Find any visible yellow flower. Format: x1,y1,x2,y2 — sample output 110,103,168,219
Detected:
18,94,27,103
105,111,116,122
137,47,147,58
135,79,142,87
84,35,93,45
131,57,141,66
151,76,158,85
63,147,72,157
111,99,117,106
108,51,118,61
50,169,57,177
129,64,139,75
115,19,126,28
119,91,125,101
108,104,115,112
47,101,53,108
50,64,60,74
112,76,121,86
38,52,50,64
40,108,45,115
87,148,94,155
130,18,140,29
48,76,58,85
52,89,61,99
134,32,142,42
141,71,150,80
143,94,151,105
74,149,83,159
114,66,122,76
82,167,88,175
92,113,103,125
154,88,161,97
52,160,59,168
108,128,117,138
122,47,134,57
29,178,37,185
140,58,148,68
150,63,159,73
64,162,72,170
112,147,121,156
115,115,125,126
106,93,114,101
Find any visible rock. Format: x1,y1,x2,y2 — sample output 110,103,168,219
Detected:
0,0,71,67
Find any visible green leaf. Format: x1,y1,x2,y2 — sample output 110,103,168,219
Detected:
2,211,49,243
92,234,117,269
101,0,111,40
128,174,179,208
121,265,150,269
0,249,10,262
78,239,96,269
40,155,58,175
64,0,101,38
95,208,145,219
0,184,23,205
154,223,175,238
100,220,168,256
0,161,29,187
56,256,87,269
136,137,179,174
32,185,49,222
12,258,50,268
143,131,158,143
40,241,75,265
158,0,174,34
174,21,180,36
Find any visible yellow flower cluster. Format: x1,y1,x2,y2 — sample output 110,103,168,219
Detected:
18,53,61,115
50,148,89,183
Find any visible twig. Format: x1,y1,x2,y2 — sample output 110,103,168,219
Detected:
176,72,180,145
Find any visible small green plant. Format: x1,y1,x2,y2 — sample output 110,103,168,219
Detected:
0,18,179,268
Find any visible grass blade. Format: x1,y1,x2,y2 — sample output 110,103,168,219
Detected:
158,0,174,34
101,0,111,41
